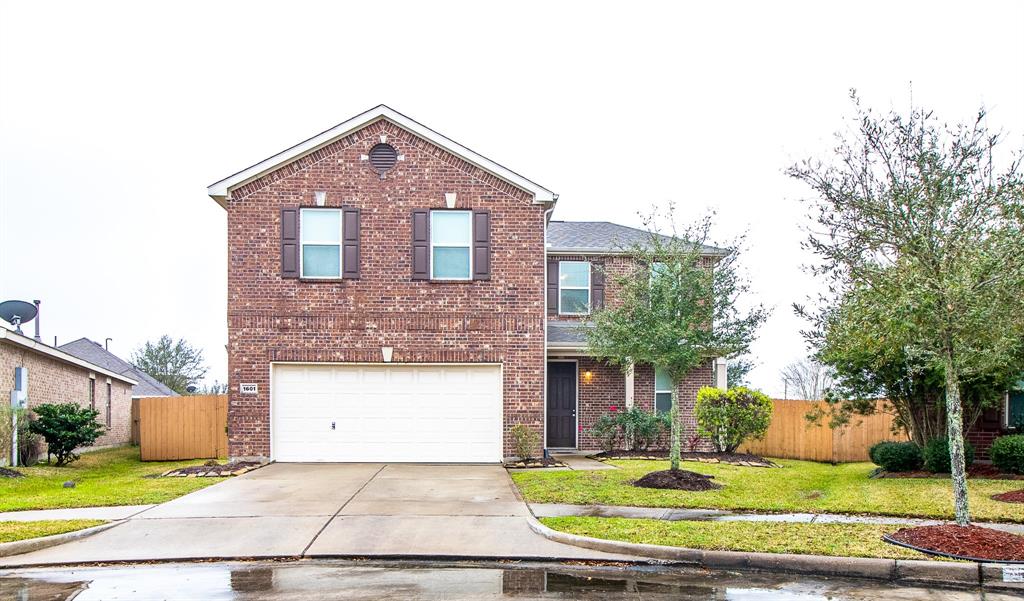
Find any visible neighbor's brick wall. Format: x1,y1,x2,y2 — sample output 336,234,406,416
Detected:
966,407,1009,460
226,119,547,459
0,340,133,449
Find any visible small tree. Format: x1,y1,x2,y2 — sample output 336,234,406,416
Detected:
131,335,209,395
29,403,104,466
586,208,768,471
694,386,773,452
790,91,1024,525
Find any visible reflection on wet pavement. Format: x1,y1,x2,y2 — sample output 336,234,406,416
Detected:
0,560,1013,600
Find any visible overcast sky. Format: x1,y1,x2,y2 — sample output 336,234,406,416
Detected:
1,1,1022,396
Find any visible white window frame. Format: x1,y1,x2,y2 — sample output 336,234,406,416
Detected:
299,208,343,279
558,261,591,316
655,367,673,414
429,210,473,281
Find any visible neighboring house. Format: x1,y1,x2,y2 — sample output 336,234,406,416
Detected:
59,338,178,400
0,328,136,449
967,384,1023,459
207,105,722,462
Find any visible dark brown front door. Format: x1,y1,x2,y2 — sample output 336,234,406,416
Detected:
546,362,577,448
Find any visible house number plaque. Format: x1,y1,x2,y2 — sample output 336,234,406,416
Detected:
240,383,258,395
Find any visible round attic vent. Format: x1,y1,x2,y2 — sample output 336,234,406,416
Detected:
368,143,398,173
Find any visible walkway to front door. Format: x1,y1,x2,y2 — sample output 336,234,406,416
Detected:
546,361,577,448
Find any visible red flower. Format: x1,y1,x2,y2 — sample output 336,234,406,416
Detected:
610,405,618,412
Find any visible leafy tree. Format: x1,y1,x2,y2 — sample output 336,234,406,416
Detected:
28,403,104,466
780,358,833,400
586,208,768,471
789,91,1024,525
726,356,755,388
131,335,209,395
694,386,773,452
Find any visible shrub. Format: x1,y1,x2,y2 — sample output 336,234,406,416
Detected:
922,437,975,474
617,407,670,451
694,386,773,453
870,441,923,472
990,434,1024,475
28,403,104,466
509,424,540,461
590,413,620,451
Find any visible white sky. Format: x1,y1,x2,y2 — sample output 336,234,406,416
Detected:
1,1,1022,396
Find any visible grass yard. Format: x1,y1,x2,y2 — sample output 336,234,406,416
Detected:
540,517,935,560
0,520,106,543
0,446,226,512
513,459,1024,523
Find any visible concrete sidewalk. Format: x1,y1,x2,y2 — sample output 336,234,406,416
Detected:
0,464,641,566
0,505,155,522
531,502,1024,535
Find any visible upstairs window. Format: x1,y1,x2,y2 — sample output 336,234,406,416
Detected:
558,261,591,315
430,211,472,280
301,209,342,278
655,367,673,414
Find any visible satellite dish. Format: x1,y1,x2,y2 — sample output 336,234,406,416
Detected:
0,300,38,335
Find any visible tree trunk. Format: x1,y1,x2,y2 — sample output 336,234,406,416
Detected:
669,381,680,471
943,350,971,526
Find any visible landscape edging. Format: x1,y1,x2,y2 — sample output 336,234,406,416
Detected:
526,515,1022,591
0,521,122,558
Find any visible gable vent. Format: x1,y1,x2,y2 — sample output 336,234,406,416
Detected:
368,143,398,173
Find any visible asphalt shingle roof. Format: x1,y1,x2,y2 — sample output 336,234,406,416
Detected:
546,221,724,255
547,322,590,346
58,338,178,398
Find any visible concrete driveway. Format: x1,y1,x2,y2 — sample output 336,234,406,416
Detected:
0,463,634,566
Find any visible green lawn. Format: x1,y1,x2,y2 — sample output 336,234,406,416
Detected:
0,520,107,543
0,447,226,512
513,459,1024,523
541,517,935,560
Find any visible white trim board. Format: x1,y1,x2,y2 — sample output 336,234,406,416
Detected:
208,105,557,208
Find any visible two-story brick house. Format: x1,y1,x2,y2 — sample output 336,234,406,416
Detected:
208,105,720,462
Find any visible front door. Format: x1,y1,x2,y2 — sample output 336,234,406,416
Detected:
546,362,577,448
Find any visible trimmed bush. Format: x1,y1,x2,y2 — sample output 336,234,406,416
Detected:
990,434,1024,475
28,403,104,466
510,424,540,461
694,386,773,453
590,413,620,451
870,441,923,472
922,437,975,474
618,407,670,451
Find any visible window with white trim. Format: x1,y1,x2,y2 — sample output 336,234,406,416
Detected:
655,367,673,414
430,210,472,280
105,381,112,427
300,209,343,278
559,261,590,315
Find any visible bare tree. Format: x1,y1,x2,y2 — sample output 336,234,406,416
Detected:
780,358,833,400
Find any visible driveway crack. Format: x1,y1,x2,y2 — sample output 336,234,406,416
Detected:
300,464,386,557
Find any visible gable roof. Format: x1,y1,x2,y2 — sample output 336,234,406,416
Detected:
0,329,137,386
546,221,727,256
58,338,177,398
207,104,558,208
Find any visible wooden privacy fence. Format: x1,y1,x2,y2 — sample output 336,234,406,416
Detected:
739,399,906,463
138,395,228,461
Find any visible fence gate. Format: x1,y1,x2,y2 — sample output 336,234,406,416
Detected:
138,395,228,461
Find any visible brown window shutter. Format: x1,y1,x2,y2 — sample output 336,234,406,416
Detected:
411,209,430,280
342,208,360,279
547,259,559,316
591,262,605,310
472,209,491,280
281,207,299,278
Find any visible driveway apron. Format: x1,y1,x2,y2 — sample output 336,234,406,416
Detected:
0,464,633,566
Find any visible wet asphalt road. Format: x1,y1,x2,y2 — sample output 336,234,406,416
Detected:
0,560,1016,600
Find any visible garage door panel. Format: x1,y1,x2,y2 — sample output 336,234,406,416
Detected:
272,364,502,463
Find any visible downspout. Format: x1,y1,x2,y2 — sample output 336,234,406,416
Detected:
542,205,556,458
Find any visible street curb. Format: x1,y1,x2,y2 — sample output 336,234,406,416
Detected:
0,521,122,558
526,516,1023,592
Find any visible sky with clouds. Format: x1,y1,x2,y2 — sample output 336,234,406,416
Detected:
1,1,1022,396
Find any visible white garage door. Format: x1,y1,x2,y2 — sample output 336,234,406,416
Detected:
271,363,503,463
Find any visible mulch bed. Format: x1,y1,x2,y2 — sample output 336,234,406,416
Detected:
160,461,264,478
632,469,723,491
0,467,25,478
505,457,567,469
992,489,1024,504
885,524,1024,562
874,463,1024,480
593,450,777,468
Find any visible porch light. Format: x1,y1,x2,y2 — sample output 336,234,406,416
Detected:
583,370,593,383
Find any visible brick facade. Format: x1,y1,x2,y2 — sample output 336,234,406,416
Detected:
225,119,547,459
0,339,133,451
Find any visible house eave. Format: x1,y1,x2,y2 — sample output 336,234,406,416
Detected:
0,329,138,385
207,105,557,209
